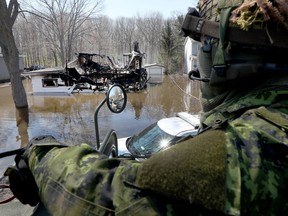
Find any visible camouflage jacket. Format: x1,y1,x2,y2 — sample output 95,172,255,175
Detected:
28,86,288,216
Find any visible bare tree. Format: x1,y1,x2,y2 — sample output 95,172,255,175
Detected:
136,13,163,64
20,0,104,66
112,17,136,62
0,0,28,108
14,16,48,67
88,16,113,55
12,3,186,72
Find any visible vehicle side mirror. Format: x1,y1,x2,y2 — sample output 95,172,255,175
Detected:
106,84,127,113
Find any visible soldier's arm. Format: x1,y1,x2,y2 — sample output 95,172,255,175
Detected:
28,143,161,215
28,130,227,215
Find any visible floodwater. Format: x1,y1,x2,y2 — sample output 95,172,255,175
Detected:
0,74,200,175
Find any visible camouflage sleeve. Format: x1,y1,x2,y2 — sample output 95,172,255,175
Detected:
28,143,161,215
27,131,228,215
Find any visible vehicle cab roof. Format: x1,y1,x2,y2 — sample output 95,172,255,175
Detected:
157,112,199,137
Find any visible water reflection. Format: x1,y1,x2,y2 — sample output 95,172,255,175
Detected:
0,74,200,174
0,86,29,174
129,91,148,119
15,107,29,148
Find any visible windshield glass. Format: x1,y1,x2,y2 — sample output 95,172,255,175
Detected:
127,122,175,155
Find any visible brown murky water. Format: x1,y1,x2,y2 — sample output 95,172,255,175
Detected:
0,74,200,174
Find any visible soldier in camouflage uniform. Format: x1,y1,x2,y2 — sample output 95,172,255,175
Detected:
6,0,288,215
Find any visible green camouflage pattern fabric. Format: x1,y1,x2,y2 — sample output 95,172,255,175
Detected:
198,0,243,22
28,86,288,215
201,86,288,215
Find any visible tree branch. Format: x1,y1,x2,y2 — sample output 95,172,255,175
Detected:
8,0,19,26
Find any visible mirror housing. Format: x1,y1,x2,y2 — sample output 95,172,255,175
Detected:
106,84,127,113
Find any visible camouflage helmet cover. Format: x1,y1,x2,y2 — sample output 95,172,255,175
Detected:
198,0,288,31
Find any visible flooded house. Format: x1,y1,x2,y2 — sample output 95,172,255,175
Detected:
0,49,25,83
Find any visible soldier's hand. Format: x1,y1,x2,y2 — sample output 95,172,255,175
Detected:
4,135,59,206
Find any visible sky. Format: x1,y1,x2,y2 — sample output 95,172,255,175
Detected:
102,0,198,19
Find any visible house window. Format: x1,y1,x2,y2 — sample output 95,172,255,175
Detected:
192,42,200,56
42,78,58,87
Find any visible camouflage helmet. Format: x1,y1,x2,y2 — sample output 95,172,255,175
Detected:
182,0,288,88
182,0,288,114
198,0,220,22
198,0,288,31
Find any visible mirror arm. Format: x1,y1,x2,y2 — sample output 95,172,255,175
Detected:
94,98,107,150
94,84,127,151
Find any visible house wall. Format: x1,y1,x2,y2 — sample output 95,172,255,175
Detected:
184,38,201,74
144,64,165,83
0,54,25,83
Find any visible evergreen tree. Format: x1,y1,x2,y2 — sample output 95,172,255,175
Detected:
159,14,185,74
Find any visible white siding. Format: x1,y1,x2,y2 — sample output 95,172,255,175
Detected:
0,54,25,82
184,38,200,74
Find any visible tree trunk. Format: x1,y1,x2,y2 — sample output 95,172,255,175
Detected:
0,0,28,108
2,41,28,108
